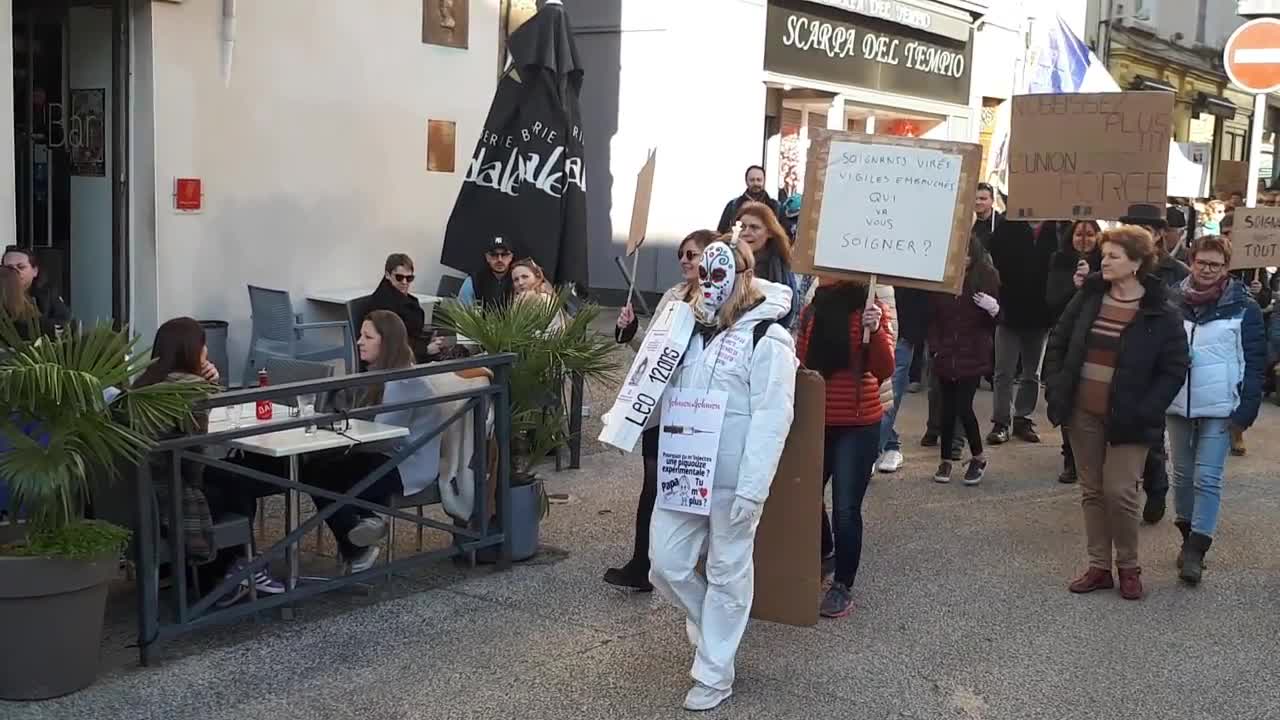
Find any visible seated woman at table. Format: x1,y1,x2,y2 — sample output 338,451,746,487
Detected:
133,317,286,604
1,266,56,342
367,252,444,363
511,258,565,333
307,310,448,573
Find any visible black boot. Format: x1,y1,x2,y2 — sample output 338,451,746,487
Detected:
603,558,653,592
1174,520,1191,569
1180,532,1212,586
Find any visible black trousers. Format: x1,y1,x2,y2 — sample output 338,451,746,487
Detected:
307,453,403,559
627,427,660,570
1143,424,1169,498
939,376,983,460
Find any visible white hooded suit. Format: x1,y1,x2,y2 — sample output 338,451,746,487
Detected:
649,279,798,692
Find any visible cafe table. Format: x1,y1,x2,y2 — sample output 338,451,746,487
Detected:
208,405,409,610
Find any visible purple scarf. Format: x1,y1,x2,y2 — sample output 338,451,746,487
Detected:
1180,275,1228,307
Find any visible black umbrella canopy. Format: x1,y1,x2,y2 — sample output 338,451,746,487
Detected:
441,0,588,292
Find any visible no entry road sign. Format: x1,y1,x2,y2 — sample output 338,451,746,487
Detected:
1226,18,1280,94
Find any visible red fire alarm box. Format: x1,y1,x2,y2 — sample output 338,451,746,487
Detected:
174,177,203,212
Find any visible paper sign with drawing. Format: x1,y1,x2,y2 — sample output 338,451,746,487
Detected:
656,389,728,517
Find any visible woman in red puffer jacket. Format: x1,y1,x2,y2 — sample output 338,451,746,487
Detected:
795,280,895,618
928,237,1001,486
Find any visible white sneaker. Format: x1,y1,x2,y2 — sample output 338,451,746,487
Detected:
347,545,381,574
347,516,387,548
683,682,732,712
877,450,904,473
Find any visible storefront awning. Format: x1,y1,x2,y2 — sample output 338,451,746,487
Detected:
1130,75,1177,94
796,0,976,42
1195,92,1238,119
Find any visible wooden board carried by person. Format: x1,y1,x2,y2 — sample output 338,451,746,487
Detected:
627,148,657,256
1230,207,1280,270
1215,160,1250,198
751,368,824,628
791,129,981,296
1006,92,1174,221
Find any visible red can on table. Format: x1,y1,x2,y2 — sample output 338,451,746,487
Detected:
256,369,272,421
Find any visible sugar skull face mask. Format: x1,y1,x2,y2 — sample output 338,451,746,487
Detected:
698,242,737,317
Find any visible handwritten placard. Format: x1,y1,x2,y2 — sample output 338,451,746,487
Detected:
1007,92,1174,221
792,130,981,295
1231,207,1280,270
1216,160,1249,197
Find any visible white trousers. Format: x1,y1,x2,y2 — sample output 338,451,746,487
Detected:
649,492,760,691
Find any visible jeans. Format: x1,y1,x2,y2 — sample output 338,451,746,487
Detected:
879,336,916,453
307,453,404,559
992,325,1048,427
1143,424,1169,499
820,425,880,588
1167,416,1231,538
938,376,983,459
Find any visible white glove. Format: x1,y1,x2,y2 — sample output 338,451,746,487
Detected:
729,495,763,526
973,292,1000,318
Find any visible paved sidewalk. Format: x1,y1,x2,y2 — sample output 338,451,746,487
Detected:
5,390,1280,719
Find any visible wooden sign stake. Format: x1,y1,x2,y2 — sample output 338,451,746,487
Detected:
863,274,877,344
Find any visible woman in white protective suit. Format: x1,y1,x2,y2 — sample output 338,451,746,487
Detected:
650,232,798,712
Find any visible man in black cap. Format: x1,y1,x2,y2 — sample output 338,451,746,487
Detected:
1121,203,1188,288
458,236,516,308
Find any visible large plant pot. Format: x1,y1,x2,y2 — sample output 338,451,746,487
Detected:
0,526,118,700
479,479,543,563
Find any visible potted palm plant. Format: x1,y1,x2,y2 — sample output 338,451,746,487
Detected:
0,320,208,700
437,289,618,560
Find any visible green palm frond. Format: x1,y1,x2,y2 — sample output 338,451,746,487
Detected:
437,290,620,477
0,315,210,540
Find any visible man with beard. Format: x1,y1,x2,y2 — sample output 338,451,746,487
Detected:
717,165,781,232
457,236,517,308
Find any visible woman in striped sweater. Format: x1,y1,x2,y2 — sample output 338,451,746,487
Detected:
1044,226,1189,601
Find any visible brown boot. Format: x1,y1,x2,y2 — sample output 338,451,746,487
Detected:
1068,567,1114,594
1230,426,1246,456
1118,568,1144,600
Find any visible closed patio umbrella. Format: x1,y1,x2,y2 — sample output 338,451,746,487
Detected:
441,0,588,293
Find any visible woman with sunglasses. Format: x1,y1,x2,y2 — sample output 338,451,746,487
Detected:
604,230,717,592
368,253,443,363
1166,235,1265,585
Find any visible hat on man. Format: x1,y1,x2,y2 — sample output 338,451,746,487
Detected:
1119,203,1168,229
484,236,513,255
1165,205,1188,229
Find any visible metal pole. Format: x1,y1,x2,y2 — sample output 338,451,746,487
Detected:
1249,92,1267,208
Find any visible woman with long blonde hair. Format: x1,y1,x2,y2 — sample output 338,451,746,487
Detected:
649,232,797,711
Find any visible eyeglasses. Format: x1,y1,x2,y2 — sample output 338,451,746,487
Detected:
1193,260,1225,272
680,250,702,262
486,251,513,259
393,273,415,283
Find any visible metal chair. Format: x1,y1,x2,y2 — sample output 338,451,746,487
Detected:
243,285,351,386
344,295,374,369
436,275,465,299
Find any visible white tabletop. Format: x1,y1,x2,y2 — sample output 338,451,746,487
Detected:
209,404,409,458
306,288,443,306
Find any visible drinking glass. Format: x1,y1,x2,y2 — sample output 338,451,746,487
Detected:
299,394,318,435
227,403,243,429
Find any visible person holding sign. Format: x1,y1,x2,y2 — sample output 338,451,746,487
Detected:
603,230,716,593
1044,226,1189,601
649,235,797,712
1046,221,1102,485
794,281,894,618
927,238,1002,485
1165,235,1266,586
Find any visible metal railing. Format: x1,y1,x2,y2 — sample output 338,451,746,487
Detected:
132,353,515,665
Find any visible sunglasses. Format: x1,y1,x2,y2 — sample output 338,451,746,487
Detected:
487,251,513,258
393,273,415,283
680,250,702,262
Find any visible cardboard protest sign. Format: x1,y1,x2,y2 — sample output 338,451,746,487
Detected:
626,148,657,256
791,129,981,295
1230,207,1280,269
1168,142,1211,198
1216,160,1249,197
598,301,695,452
1006,92,1173,221
751,369,823,628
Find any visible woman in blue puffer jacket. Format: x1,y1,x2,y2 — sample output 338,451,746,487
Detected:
1166,235,1266,586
